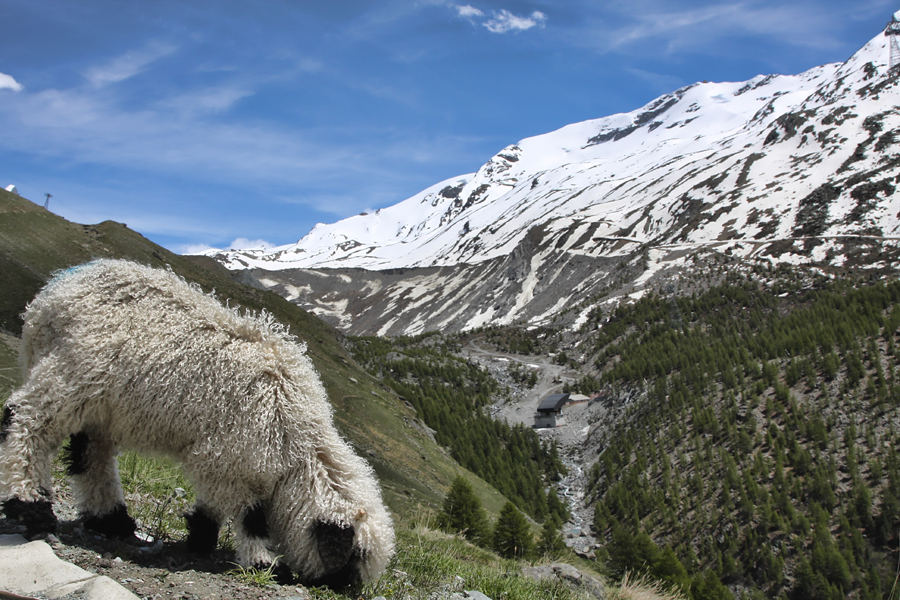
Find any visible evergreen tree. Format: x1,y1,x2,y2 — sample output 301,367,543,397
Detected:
493,501,534,559
691,569,734,600
537,517,566,557
439,475,490,546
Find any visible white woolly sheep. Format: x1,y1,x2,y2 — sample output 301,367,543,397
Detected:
0,259,394,586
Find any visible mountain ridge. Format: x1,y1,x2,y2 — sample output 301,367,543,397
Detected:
208,28,898,272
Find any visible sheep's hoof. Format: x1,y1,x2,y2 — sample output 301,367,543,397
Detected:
185,507,220,554
83,504,136,538
2,497,58,536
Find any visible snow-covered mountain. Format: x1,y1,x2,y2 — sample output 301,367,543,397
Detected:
205,23,900,336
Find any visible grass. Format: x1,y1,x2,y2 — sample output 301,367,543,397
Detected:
0,332,22,403
117,451,196,542
311,518,685,600
43,432,680,600
227,560,283,587
335,528,587,600
609,573,687,600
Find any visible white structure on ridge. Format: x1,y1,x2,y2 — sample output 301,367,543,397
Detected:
886,12,900,72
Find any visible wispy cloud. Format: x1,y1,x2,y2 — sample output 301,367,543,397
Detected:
454,5,547,33
178,238,275,255
583,1,868,55
0,72,23,92
83,42,178,87
159,85,255,117
181,243,217,255
0,52,487,224
625,67,686,94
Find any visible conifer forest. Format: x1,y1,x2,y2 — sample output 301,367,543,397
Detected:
352,264,900,600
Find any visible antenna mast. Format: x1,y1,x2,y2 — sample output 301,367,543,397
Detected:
44,193,52,209
886,13,900,72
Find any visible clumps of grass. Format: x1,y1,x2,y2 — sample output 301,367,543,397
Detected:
305,517,684,600
348,525,593,600
608,573,687,600
227,560,282,587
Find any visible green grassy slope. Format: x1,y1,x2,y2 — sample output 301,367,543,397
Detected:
0,188,506,521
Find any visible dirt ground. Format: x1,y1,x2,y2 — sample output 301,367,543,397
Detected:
0,485,316,600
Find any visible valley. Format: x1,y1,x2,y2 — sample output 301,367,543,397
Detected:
342,259,900,599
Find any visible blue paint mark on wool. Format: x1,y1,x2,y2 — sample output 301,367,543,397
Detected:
44,261,98,291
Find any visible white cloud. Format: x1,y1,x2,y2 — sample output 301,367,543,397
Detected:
456,5,484,19
484,9,547,33
181,242,217,255
454,5,547,33
0,72,23,92
83,42,178,87
228,237,276,250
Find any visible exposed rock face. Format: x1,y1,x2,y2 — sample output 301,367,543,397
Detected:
246,227,641,336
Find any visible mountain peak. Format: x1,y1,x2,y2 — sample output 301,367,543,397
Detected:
204,24,900,277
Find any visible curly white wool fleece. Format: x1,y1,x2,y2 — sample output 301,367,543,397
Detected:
0,259,394,581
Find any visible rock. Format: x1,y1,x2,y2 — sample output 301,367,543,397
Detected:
522,564,555,580
552,562,583,584
521,562,606,599
0,534,139,599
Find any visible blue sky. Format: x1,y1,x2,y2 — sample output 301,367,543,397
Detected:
0,0,895,253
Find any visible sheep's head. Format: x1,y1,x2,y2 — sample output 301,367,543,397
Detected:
267,447,395,587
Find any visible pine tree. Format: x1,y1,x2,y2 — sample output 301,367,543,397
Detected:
439,475,490,546
493,501,534,559
537,517,566,557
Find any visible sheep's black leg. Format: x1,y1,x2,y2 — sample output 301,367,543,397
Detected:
83,504,137,538
185,505,221,554
0,404,14,444
2,488,57,537
242,502,268,539
62,431,90,475
234,502,293,583
1,404,58,536
65,431,136,538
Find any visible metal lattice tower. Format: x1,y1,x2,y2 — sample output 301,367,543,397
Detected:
886,13,900,72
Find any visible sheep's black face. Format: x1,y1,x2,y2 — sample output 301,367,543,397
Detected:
307,520,362,588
